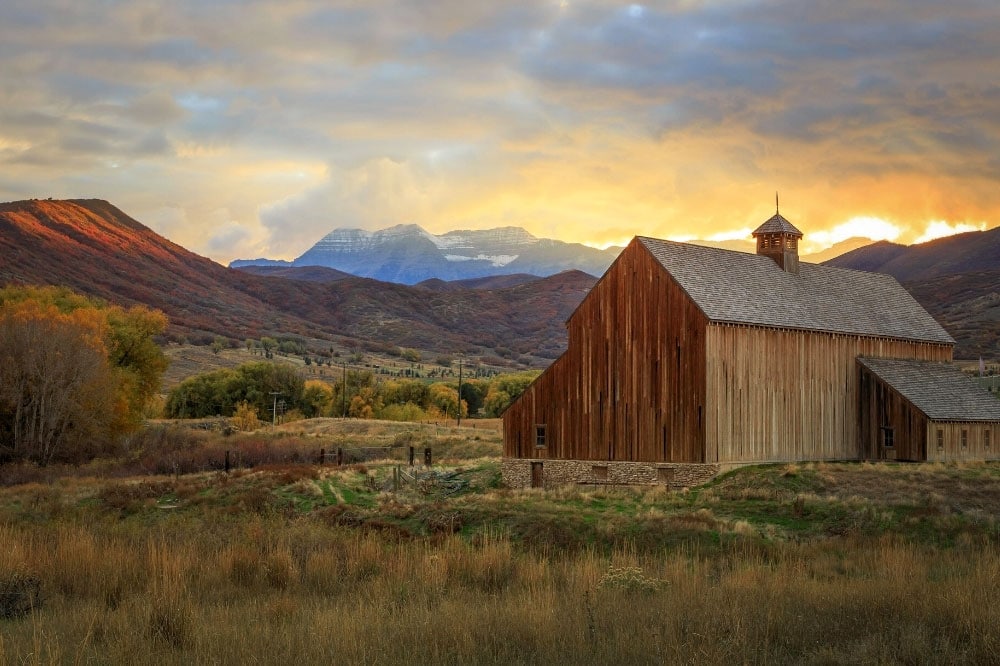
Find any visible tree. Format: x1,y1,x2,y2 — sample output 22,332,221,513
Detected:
164,362,306,419
231,401,261,432
0,287,168,464
483,371,541,416
301,380,333,417
428,383,466,419
211,336,227,355
260,337,277,359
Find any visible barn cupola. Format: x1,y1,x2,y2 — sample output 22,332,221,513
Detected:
752,195,803,274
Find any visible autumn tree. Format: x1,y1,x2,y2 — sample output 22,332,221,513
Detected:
483,371,541,416
0,286,168,464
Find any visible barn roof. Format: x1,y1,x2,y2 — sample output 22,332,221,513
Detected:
857,357,1000,422
753,214,803,237
637,237,954,345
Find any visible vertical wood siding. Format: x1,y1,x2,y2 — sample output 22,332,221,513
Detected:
926,422,1000,462
857,364,930,461
705,326,951,462
503,240,708,462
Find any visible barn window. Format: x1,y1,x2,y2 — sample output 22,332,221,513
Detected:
882,427,894,448
657,467,675,484
936,429,944,450
985,430,991,450
961,430,968,449
592,465,608,481
535,425,547,448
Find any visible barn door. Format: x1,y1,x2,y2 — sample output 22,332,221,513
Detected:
530,462,544,488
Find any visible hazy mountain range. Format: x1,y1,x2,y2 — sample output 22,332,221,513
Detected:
2,199,997,359
0,199,592,364
232,224,621,284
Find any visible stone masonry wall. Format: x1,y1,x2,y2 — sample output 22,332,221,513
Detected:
501,458,721,490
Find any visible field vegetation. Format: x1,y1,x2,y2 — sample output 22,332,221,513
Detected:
2,418,999,664
164,361,540,423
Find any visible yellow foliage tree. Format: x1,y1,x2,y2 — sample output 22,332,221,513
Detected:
0,286,168,464
231,401,261,432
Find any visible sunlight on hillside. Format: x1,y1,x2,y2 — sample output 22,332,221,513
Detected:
914,220,986,244
805,216,901,253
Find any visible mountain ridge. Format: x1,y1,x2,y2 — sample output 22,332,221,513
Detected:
3,199,996,361
233,223,619,284
0,199,594,364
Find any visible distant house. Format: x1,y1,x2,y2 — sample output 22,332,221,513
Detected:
502,212,1000,488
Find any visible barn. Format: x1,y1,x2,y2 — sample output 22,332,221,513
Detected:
502,212,1000,488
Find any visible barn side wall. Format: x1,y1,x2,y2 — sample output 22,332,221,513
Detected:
857,364,930,461
502,240,709,463
926,422,1000,462
704,325,952,463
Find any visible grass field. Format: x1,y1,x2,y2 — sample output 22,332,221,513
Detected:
2,423,1000,664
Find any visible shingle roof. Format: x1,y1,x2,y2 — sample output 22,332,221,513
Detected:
753,214,803,237
857,357,1000,421
637,237,954,344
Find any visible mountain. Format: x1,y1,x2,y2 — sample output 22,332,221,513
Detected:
414,274,543,292
0,199,596,363
5,199,995,363
800,237,876,264
823,227,1000,281
232,223,619,284
0,198,308,339
902,269,1000,360
233,265,354,283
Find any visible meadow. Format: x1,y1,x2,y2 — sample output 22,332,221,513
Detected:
2,419,1000,664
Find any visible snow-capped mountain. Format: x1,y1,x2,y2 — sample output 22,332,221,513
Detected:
232,224,620,284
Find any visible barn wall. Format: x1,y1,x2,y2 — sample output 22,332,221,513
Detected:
502,240,709,463
705,325,952,463
926,422,1000,462
857,365,930,461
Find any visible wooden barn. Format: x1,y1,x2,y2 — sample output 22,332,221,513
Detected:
502,212,1000,488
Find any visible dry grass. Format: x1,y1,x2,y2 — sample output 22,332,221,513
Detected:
1,518,999,664
3,461,1000,663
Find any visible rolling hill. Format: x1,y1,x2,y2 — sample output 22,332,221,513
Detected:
0,199,595,363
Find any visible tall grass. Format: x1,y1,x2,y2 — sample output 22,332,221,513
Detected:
2,517,999,664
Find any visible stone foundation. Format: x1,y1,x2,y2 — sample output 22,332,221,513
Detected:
501,458,721,490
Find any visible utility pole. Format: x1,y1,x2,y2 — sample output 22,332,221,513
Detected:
457,358,463,427
269,392,282,429
341,362,347,419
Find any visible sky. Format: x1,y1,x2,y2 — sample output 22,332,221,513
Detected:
1,1,999,264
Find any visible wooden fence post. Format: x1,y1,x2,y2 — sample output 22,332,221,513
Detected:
424,447,432,466
320,448,326,465
409,446,415,467
225,450,230,474
337,447,343,466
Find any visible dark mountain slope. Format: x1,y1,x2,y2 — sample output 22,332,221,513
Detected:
233,265,354,283
825,227,1000,281
415,273,544,292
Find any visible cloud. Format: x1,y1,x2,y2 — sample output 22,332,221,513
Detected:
0,0,998,263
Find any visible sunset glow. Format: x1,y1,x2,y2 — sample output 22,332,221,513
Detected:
1,2,999,262
914,221,987,245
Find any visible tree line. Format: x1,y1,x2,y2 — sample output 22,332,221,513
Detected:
164,363,540,422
